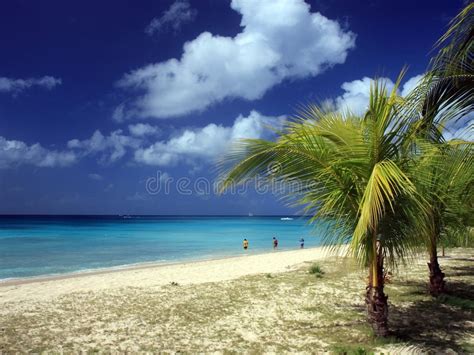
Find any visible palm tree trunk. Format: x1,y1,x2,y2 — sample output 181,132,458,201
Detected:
366,235,389,337
428,244,445,296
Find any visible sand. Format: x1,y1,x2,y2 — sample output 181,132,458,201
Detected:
1,247,472,353
0,246,340,304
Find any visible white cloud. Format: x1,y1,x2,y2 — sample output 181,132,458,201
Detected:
128,123,160,137
88,173,103,180
400,74,424,97
331,74,424,116
112,103,126,122
443,112,474,141
334,77,394,116
134,110,285,166
1,110,285,169
0,76,62,95
67,130,141,164
330,74,472,141
118,0,355,119
145,0,197,35
0,136,76,168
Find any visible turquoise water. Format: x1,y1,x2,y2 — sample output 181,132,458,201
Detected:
0,216,328,280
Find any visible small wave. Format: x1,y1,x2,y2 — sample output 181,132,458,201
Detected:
0,259,170,283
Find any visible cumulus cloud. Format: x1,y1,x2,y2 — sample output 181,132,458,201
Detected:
0,76,62,95
331,74,424,116
67,130,142,164
329,74,472,141
117,0,355,119
0,136,76,168
60,111,281,167
1,110,284,169
134,110,285,166
145,0,197,35
128,123,160,137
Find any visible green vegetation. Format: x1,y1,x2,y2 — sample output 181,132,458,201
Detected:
407,3,474,296
443,228,474,248
437,294,474,310
309,263,325,277
330,344,370,355
219,3,473,337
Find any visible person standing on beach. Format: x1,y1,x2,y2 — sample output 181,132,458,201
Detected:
243,238,249,250
299,237,305,249
273,236,278,249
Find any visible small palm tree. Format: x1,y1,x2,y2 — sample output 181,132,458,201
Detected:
405,3,473,295
218,75,425,336
409,141,473,295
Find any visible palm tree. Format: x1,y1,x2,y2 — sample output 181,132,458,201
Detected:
407,3,472,143
431,3,473,80
415,3,473,139
409,141,473,295
218,76,425,337
405,3,473,295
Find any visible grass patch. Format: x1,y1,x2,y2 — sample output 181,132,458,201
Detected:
309,263,325,277
330,344,371,354
331,334,399,354
437,294,474,310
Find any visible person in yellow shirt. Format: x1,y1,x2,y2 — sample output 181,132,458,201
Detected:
243,238,249,250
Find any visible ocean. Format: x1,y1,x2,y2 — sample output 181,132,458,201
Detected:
0,215,329,280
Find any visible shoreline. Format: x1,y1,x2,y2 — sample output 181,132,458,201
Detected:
0,246,330,287
0,246,346,304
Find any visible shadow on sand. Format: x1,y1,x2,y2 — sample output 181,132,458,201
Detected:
389,261,474,352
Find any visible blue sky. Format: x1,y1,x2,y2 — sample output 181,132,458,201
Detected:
0,0,468,215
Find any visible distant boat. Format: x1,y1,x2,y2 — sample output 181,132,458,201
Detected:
280,217,293,221
248,213,254,217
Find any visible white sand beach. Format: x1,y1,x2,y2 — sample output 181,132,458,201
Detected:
0,246,339,304
1,247,473,353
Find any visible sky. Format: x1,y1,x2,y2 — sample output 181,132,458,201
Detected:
0,0,470,215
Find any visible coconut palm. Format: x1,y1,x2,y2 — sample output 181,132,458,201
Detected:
404,3,474,295
407,3,472,142
431,3,473,80
408,140,473,295
218,76,426,337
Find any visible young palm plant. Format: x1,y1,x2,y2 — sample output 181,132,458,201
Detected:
218,75,425,337
403,3,473,295
409,141,473,295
